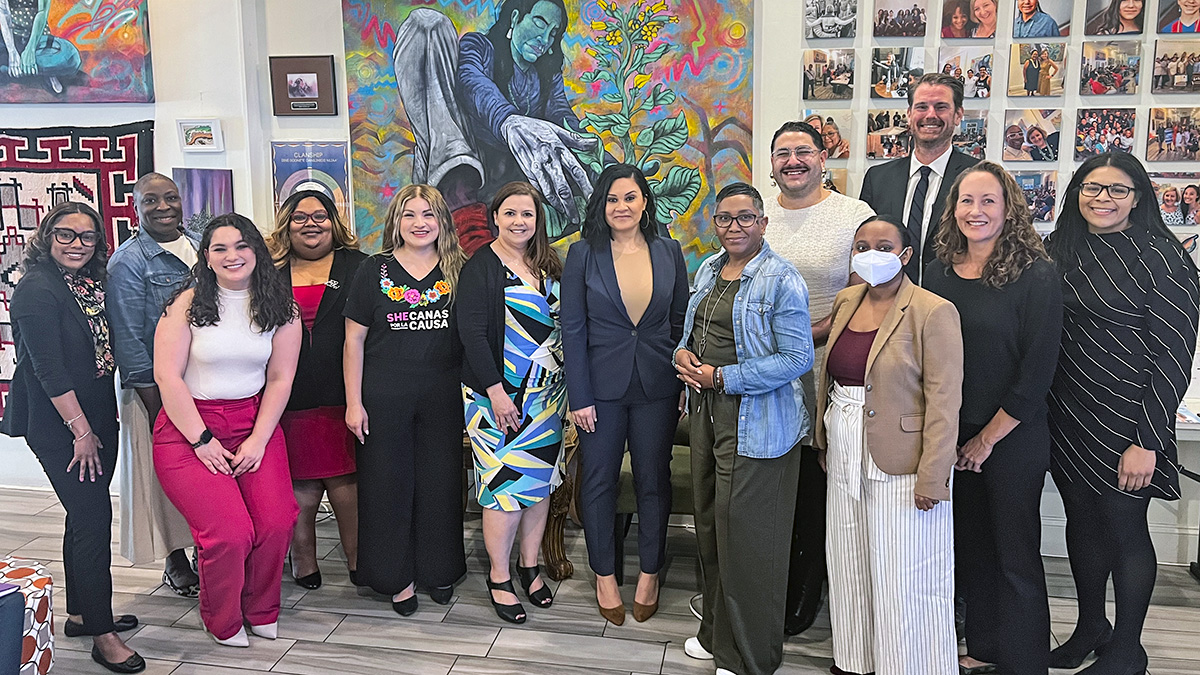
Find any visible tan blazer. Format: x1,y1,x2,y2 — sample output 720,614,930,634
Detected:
814,277,963,501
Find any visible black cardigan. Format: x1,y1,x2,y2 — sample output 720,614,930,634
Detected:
457,246,514,393
0,261,118,448
283,247,368,411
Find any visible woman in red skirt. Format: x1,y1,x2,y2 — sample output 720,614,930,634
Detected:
268,190,367,589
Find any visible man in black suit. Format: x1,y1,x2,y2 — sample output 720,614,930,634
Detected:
859,72,978,284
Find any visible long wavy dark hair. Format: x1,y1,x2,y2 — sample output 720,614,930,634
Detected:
486,0,568,116
268,189,358,267
1086,0,1144,34
166,213,296,331
490,181,563,281
1047,152,1198,275
582,164,661,247
22,201,109,279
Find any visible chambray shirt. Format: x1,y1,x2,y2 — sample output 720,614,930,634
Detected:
677,241,814,458
1013,11,1060,38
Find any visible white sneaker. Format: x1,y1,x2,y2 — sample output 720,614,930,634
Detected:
684,637,714,660
248,621,277,639
211,625,249,647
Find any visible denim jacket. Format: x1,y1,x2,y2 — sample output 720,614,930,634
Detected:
676,241,814,458
106,230,199,389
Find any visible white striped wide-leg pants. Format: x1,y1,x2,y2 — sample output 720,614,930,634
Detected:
824,382,957,675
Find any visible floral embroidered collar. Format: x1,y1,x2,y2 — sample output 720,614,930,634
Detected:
379,260,451,308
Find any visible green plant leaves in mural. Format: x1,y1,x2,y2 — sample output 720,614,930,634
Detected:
650,165,701,221
637,112,689,159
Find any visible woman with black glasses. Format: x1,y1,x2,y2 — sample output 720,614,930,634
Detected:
1045,152,1200,675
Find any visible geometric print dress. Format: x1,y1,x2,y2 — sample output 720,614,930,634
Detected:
464,267,567,511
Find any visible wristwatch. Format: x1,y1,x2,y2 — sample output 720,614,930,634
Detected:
191,429,213,449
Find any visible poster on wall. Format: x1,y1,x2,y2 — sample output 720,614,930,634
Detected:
1157,1,1200,33
1013,170,1058,228
955,110,988,159
172,168,234,236
1081,41,1141,95
1075,108,1136,160
1084,0,1146,35
1002,109,1062,161
938,46,993,98
802,110,853,159
941,0,999,38
1151,40,1200,94
873,0,928,37
804,48,856,100
0,122,154,417
1013,0,1071,37
866,109,909,159
1148,174,1199,265
805,0,857,37
1007,43,1066,97
0,0,154,103
270,141,350,224
342,0,753,268
870,47,924,99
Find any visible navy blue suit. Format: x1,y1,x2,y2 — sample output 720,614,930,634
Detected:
561,235,687,577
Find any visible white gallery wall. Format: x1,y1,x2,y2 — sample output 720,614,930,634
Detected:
0,0,1195,563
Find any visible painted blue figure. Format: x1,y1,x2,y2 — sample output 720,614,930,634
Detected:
0,0,82,94
393,0,599,251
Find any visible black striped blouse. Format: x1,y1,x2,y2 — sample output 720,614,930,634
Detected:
1048,227,1200,500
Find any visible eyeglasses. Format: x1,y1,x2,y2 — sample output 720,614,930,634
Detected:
713,213,762,229
51,228,100,246
771,147,820,161
290,212,330,225
1079,182,1135,199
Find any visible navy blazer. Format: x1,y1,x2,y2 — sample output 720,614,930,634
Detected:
561,235,688,408
0,261,118,449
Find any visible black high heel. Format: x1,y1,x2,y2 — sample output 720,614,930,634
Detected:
429,584,454,605
288,551,321,590
1049,623,1113,669
516,564,553,608
486,576,527,624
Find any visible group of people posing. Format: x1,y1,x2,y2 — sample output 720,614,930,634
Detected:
1,72,1196,675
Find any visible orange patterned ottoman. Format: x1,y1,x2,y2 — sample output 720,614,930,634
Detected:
0,558,53,675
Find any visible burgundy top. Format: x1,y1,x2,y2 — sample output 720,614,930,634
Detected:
293,284,325,331
827,328,877,387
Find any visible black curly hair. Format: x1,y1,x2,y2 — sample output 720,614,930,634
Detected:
165,213,296,332
22,201,109,279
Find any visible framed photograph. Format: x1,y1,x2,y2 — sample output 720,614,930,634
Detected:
866,109,910,159
823,168,849,194
1013,171,1059,227
1157,0,1200,32
1075,108,1136,160
803,110,854,159
1007,43,1066,97
1013,0,1071,38
269,55,338,116
874,0,929,37
1146,108,1200,161
1085,0,1146,35
1081,41,1141,94
1148,173,1200,233
939,0,1000,38
803,49,856,100
955,110,988,159
172,168,235,235
871,47,925,99
1002,109,1063,161
177,119,224,153
1151,40,1200,94
938,45,993,97
806,0,858,37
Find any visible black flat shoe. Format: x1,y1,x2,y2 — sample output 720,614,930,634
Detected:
516,564,553,608
392,594,418,616
958,663,997,675
91,645,146,674
65,615,138,637
1050,623,1114,669
486,576,526,624
429,584,454,605
348,569,360,586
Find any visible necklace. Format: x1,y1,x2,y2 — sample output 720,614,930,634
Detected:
697,276,736,359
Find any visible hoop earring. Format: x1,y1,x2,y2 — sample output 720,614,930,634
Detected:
769,176,777,188
506,27,513,39
709,236,721,251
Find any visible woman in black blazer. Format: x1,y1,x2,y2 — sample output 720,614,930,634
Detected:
562,164,688,625
0,202,145,673
267,190,368,590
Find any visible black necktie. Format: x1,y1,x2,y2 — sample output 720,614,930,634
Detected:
905,165,932,283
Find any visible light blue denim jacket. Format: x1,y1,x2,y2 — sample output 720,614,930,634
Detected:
106,230,200,389
677,241,814,458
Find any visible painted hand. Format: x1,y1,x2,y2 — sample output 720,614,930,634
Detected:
500,115,597,219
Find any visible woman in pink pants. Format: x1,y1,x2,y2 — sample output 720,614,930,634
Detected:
152,214,302,647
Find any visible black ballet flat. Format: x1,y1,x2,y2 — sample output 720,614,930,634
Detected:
90,645,146,674
348,569,360,587
1050,623,1113,669
429,584,454,605
392,594,418,616
516,564,553,608
486,576,527,624
65,614,138,637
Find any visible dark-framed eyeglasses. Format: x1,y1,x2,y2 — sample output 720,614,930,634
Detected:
1079,182,1135,200
51,228,100,247
713,213,762,229
290,211,330,225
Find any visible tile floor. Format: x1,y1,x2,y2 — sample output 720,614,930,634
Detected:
1,486,1198,674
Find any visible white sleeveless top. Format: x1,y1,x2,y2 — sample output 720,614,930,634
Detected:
183,286,277,401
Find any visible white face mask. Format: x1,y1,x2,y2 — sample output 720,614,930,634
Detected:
852,248,906,286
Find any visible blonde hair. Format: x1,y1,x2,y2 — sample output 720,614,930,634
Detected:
382,184,467,295
268,190,358,267
933,161,1049,289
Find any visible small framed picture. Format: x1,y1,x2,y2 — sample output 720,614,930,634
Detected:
177,119,224,153
269,55,337,116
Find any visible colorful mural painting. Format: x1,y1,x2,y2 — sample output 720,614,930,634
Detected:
342,0,753,269
0,0,154,103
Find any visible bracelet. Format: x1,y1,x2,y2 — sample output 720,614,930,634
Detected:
63,413,84,428
72,430,93,444
714,367,725,394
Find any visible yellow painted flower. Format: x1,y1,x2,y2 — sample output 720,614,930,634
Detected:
597,0,609,9
651,1,669,12
668,15,679,23
591,20,609,31
639,21,662,41
605,30,623,45
637,11,646,22
628,19,637,29
586,47,599,57
633,73,651,88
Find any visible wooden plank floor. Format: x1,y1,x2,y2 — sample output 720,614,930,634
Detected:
1,486,1197,674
